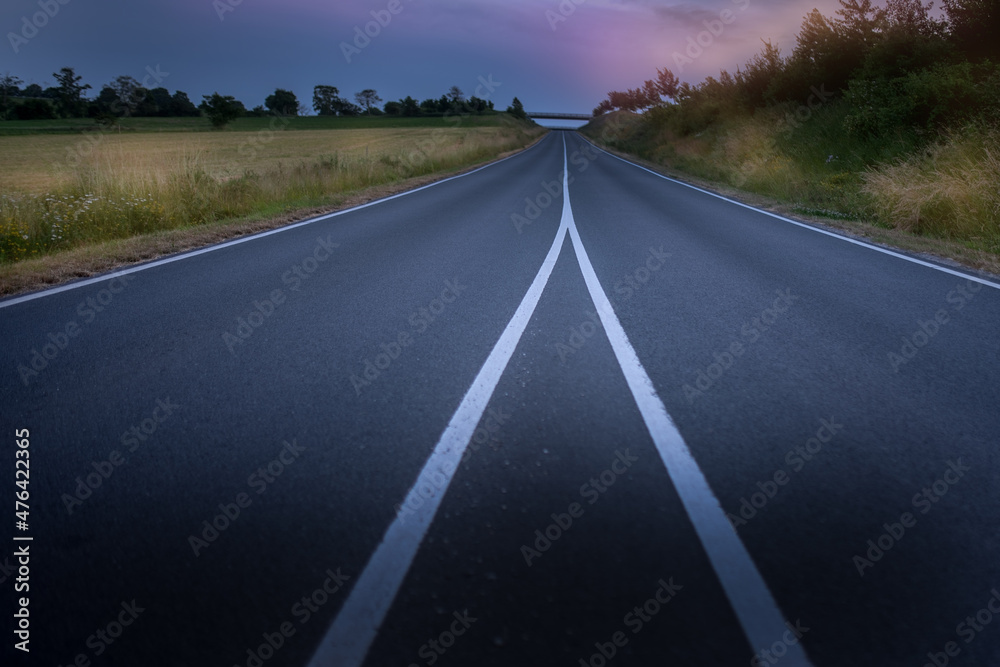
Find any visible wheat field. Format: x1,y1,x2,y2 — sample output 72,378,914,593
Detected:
0,122,544,263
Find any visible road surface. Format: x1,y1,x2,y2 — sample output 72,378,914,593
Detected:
2,131,999,666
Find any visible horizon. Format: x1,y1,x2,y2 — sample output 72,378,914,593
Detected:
2,0,846,115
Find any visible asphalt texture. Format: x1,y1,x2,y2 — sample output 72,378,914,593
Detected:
1,130,999,667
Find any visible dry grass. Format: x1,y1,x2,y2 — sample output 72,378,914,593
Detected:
586,109,1000,267
862,127,1000,249
583,137,1000,279
0,136,548,297
0,122,544,270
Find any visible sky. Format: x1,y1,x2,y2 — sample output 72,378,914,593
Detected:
1,0,845,115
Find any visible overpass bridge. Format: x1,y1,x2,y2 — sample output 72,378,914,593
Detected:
527,112,593,121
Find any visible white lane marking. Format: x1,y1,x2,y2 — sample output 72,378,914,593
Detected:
306,181,571,666
579,135,1000,290
563,135,813,664
0,134,554,310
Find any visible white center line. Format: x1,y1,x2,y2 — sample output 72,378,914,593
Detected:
306,151,570,667
562,134,813,665
309,133,812,666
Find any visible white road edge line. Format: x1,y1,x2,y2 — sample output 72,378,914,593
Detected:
579,134,1000,291
0,133,554,310
563,134,813,665
305,169,571,665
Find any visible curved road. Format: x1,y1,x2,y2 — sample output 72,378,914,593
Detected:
2,131,999,666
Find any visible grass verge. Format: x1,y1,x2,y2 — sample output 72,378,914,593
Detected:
583,111,1000,278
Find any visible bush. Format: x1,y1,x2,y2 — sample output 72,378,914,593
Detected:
844,61,1000,138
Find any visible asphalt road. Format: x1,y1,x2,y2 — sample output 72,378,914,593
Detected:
2,131,999,667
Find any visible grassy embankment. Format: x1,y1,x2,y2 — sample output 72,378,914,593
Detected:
582,109,1000,273
584,0,1000,274
0,114,545,295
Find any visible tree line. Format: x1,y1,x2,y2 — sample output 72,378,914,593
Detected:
0,69,528,128
593,0,999,139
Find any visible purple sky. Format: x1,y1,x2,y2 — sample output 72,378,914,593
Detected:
2,0,844,114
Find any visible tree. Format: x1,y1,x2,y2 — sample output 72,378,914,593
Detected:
0,73,22,120
593,100,614,116
336,99,362,116
53,67,91,118
22,83,43,98
506,97,527,120
265,88,299,115
89,86,119,117
199,92,244,128
111,75,141,116
942,0,1000,60
145,87,173,117
654,68,680,101
734,39,783,108
354,89,382,115
401,96,420,116
313,85,342,115
383,100,403,115
171,91,200,117
447,85,465,107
